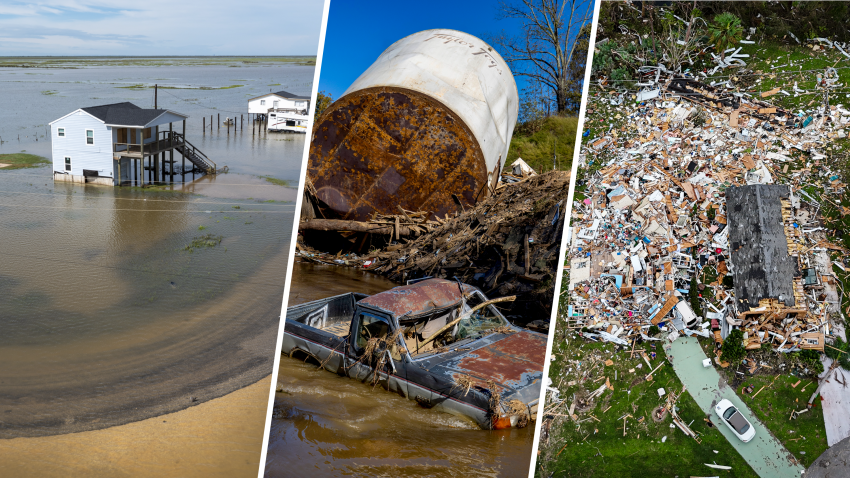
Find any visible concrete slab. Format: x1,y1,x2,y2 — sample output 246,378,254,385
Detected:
806,435,850,478
666,336,804,478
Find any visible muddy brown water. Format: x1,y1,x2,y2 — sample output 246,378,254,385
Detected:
264,261,535,477
0,168,293,438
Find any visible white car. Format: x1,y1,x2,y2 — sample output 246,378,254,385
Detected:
715,399,756,443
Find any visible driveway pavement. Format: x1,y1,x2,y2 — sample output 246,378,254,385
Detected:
665,336,803,478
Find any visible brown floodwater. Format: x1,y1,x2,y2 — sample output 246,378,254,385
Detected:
0,168,293,438
264,261,535,477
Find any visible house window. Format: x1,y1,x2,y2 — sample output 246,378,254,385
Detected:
58,128,65,137
64,157,71,171
260,100,266,105
86,130,94,145
273,100,279,108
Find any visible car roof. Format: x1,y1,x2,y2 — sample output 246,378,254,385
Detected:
727,411,750,433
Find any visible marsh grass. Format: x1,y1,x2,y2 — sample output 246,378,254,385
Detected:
183,234,222,252
0,153,49,170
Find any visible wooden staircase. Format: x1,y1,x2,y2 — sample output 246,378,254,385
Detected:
172,132,216,174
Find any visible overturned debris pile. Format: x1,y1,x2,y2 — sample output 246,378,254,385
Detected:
570,76,848,366
370,172,569,325
299,171,570,326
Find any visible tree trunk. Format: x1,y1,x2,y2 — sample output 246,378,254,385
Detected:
556,88,567,114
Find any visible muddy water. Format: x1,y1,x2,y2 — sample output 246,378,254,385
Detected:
264,262,535,477
0,61,310,439
0,167,293,437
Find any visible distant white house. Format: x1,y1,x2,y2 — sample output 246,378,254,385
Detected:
49,102,197,186
247,90,311,133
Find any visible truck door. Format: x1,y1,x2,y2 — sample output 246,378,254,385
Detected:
348,310,395,381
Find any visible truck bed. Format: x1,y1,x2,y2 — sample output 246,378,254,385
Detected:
286,292,367,336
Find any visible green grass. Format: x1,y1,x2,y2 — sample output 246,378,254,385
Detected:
0,153,49,170
116,83,244,90
259,175,296,187
727,41,850,111
737,374,827,467
506,116,578,175
537,335,758,477
183,234,222,252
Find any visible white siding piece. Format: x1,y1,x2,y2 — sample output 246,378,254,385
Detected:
630,255,643,272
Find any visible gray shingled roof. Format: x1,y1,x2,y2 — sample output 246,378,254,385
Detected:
273,90,310,100
727,184,797,311
81,102,169,127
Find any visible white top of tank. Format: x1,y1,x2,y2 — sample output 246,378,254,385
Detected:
343,29,519,175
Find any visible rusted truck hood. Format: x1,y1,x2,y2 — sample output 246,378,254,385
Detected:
415,330,547,403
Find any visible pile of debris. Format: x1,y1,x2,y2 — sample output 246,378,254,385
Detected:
298,171,570,326
569,75,848,363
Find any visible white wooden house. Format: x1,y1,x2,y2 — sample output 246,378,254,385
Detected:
248,90,310,114
49,102,213,186
247,90,311,133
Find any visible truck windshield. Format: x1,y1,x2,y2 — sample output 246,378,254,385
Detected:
455,292,507,340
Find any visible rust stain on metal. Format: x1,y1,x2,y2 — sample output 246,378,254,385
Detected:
452,331,546,391
308,86,489,221
359,278,474,318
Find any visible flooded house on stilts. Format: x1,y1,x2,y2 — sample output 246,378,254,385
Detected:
247,91,311,133
49,102,216,186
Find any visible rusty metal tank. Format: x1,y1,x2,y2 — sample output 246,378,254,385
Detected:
308,29,518,221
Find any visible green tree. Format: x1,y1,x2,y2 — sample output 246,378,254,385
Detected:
825,337,850,371
721,329,746,364
313,90,334,123
800,349,825,376
707,12,743,62
689,276,703,316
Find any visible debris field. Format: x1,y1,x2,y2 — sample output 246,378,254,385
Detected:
568,73,849,365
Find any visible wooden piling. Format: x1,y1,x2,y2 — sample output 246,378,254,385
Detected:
217,113,220,130
203,116,205,133
182,119,186,180
241,114,243,131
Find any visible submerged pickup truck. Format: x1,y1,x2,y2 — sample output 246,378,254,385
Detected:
282,278,546,429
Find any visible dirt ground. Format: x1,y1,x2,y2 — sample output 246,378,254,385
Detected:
0,376,270,478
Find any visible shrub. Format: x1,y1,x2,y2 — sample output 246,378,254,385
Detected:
721,329,746,364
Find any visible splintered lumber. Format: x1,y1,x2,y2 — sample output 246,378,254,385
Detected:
751,375,780,399
556,441,569,457
300,219,415,236
651,295,680,325
761,87,780,98
645,361,665,381
705,463,732,470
